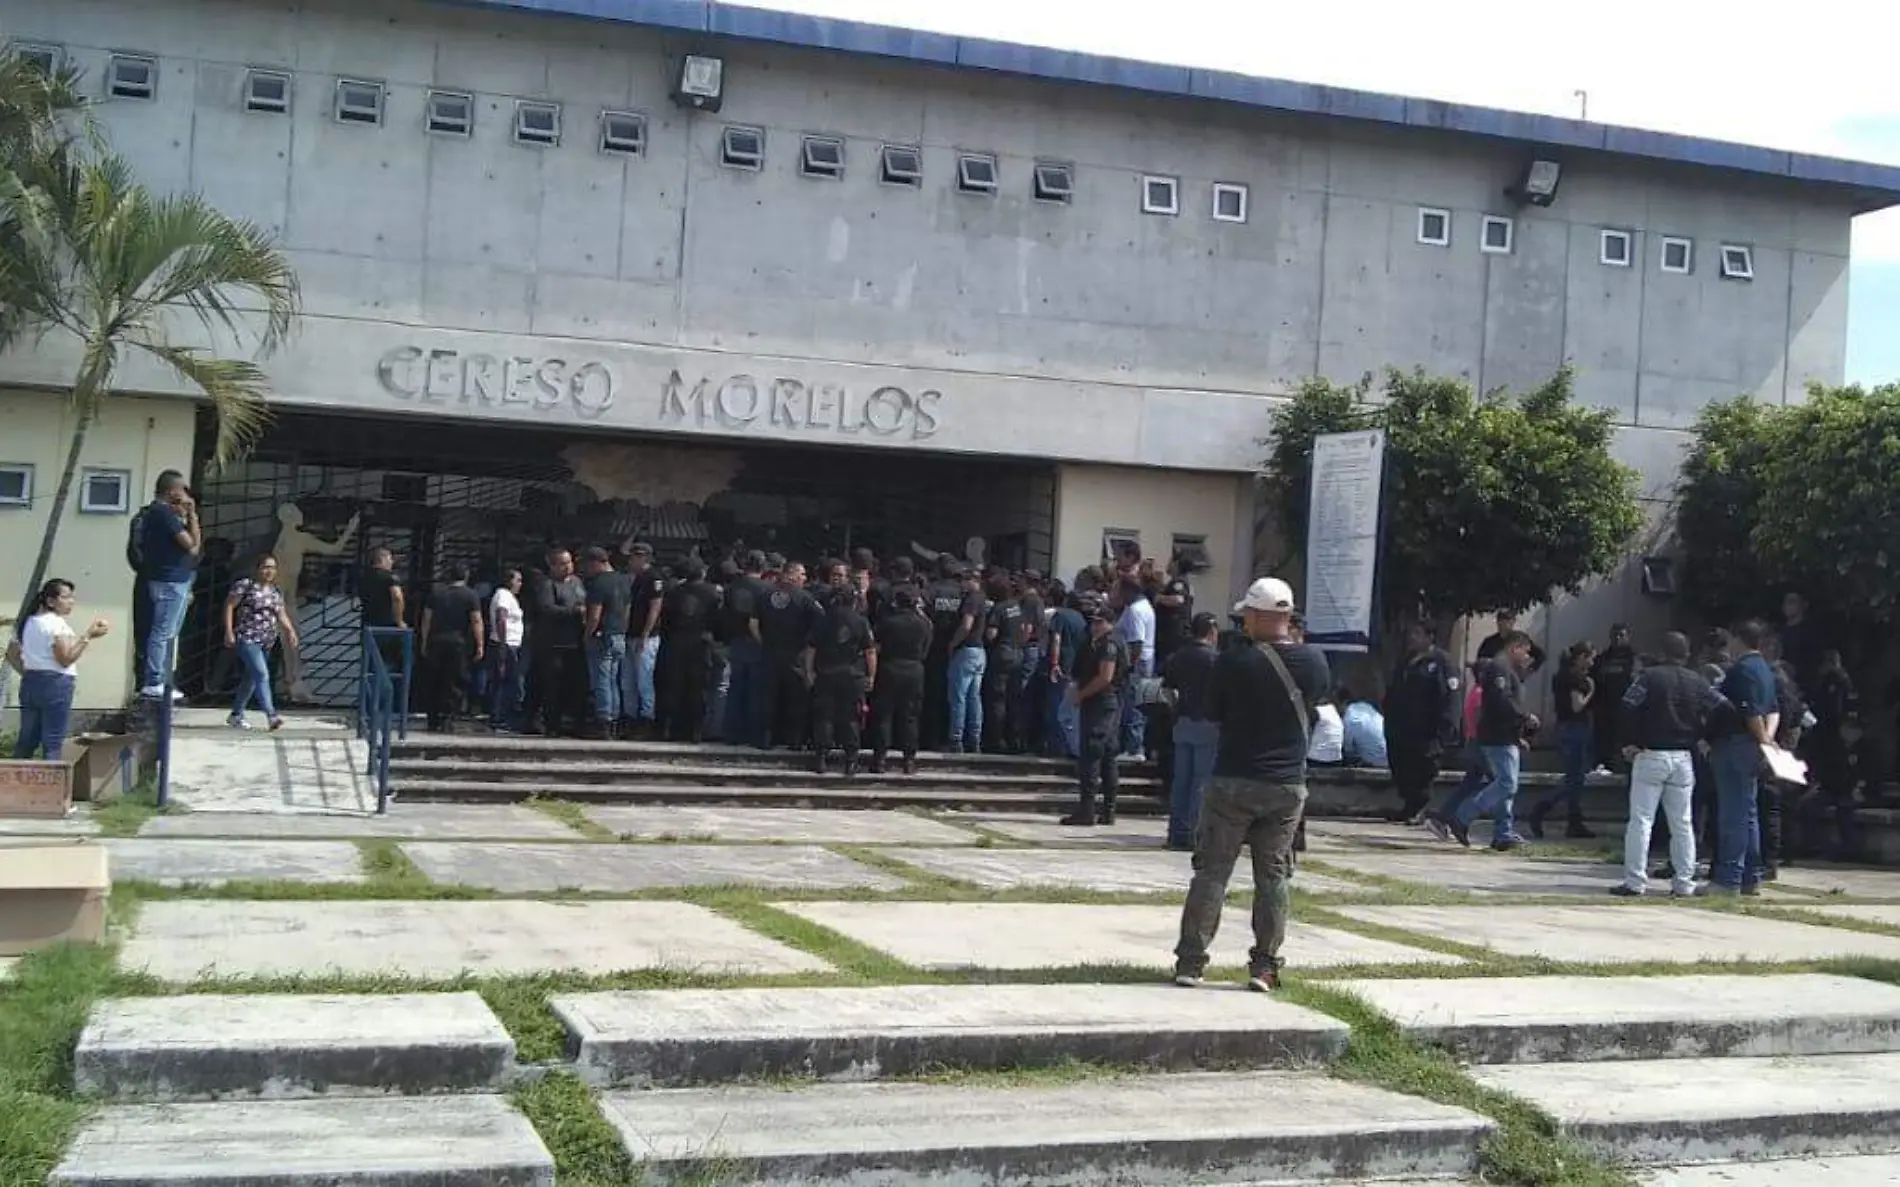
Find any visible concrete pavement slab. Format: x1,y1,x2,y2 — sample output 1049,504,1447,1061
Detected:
881,846,1370,896
1310,850,1623,896
164,734,378,814
553,983,1351,1085
1800,905,1900,928
1473,1052,1900,1164
1771,865,1900,898
775,901,1464,971
599,1071,1491,1185
580,805,978,845
75,993,514,1098
103,838,365,887
398,841,904,893
969,813,1171,847
0,810,97,836
1334,904,1900,964
50,1095,553,1186
138,804,582,840
119,900,832,980
1333,974,1900,1063
1643,1155,1900,1185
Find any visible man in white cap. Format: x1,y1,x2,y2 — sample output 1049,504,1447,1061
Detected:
1173,576,1331,992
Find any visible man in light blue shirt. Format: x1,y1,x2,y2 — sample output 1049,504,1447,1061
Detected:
1114,578,1155,757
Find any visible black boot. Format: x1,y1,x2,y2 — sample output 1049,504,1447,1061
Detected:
866,753,886,774
901,755,918,776
1526,803,1548,840
843,752,859,778
1566,819,1596,839
814,750,830,775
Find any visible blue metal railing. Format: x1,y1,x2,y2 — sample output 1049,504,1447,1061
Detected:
357,627,414,815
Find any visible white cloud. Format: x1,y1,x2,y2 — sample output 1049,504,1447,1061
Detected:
769,0,1900,258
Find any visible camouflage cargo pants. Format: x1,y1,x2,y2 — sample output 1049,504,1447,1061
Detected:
1174,775,1307,977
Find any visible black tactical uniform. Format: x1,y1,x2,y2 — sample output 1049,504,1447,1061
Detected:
757,584,819,748
922,569,964,750
810,589,876,774
657,572,721,742
871,595,933,773
1382,644,1460,820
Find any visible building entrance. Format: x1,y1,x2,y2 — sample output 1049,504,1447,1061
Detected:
184,409,1055,706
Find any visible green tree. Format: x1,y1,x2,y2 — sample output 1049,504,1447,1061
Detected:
0,45,90,349
1263,366,1643,650
5,146,299,622
1674,397,1778,624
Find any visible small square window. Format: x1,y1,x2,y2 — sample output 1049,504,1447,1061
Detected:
720,124,764,170
1032,161,1074,203
1481,214,1514,254
1416,207,1451,246
1720,244,1754,281
1599,228,1633,267
1212,182,1249,223
13,43,61,76
335,78,384,126
1142,175,1180,216
956,153,999,195
0,463,30,507
78,468,130,515
600,110,646,156
423,90,472,137
879,143,922,187
1660,236,1694,274
107,53,157,100
514,100,560,147
800,134,845,180
243,68,291,114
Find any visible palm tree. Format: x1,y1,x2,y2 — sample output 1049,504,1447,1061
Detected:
7,147,300,621
0,43,91,349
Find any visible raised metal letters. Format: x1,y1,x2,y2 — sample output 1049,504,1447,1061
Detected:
660,370,941,440
376,345,616,418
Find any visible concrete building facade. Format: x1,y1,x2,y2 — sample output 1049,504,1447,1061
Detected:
3,0,1897,708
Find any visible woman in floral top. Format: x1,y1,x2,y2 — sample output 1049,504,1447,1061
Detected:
223,554,300,731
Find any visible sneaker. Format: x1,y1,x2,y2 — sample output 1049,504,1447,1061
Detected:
227,715,251,731
139,685,166,698
1525,810,1548,840
1247,970,1281,993
1589,765,1614,778
1741,885,1763,898
1099,811,1117,826
1565,822,1597,839
1058,813,1096,827
1608,884,1643,898
1491,835,1527,852
1423,814,1454,843
266,716,285,732
1670,885,1697,899
1695,884,1739,898
1173,971,1203,988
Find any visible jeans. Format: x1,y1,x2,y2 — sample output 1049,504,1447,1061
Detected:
1625,749,1696,894
230,640,277,723
1169,717,1220,846
725,638,764,744
588,635,628,724
1049,677,1080,758
488,644,524,728
1120,658,1151,756
14,670,76,760
142,578,192,690
618,634,660,722
1710,734,1763,889
947,646,987,753
1454,744,1522,834
1535,720,1593,824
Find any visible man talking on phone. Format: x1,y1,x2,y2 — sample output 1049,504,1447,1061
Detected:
134,470,202,699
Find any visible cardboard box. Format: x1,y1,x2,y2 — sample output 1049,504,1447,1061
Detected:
0,839,110,955
0,759,75,819
71,734,145,803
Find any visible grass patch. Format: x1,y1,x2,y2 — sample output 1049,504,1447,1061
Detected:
526,798,617,842
0,943,120,1185
90,778,171,838
357,839,437,893
513,1072,641,1187
1280,981,1634,1187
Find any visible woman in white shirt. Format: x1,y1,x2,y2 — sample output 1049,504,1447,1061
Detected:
487,567,526,730
7,579,110,760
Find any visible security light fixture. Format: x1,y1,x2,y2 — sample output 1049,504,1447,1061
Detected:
673,53,724,112
107,53,157,100
956,153,999,194
599,110,647,156
243,68,291,114
720,124,764,170
425,90,473,137
1509,157,1562,207
879,144,922,187
335,78,384,126
1032,161,1074,203
800,135,845,179
514,100,561,146
1719,244,1755,281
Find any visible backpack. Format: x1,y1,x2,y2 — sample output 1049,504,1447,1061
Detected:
125,505,151,573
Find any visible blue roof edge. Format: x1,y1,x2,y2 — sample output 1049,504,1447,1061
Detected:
450,0,1900,207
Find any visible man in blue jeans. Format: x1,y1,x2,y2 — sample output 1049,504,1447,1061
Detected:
581,546,633,738
944,567,988,753
1163,613,1222,849
1706,618,1779,896
1428,630,1540,848
133,470,202,698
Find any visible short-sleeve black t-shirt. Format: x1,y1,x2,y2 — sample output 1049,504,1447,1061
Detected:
986,599,1023,661
585,570,634,636
759,586,820,653
876,610,932,665
1017,592,1045,643
663,580,720,637
1073,633,1129,709
425,584,481,641
1154,576,1193,647
360,569,403,628
627,568,662,636
811,603,874,675
1551,667,1593,724
955,590,988,649
1208,640,1334,782
721,575,768,641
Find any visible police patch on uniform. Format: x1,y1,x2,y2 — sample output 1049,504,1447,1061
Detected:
770,591,790,610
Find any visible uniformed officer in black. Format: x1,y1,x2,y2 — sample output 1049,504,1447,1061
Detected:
657,558,721,743
756,561,819,749
1062,593,1129,826
870,586,933,774
921,558,964,750
809,565,877,775
982,575,1025,753
1382,620,1461,822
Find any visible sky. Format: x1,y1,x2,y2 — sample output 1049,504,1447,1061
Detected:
757,0,1900,386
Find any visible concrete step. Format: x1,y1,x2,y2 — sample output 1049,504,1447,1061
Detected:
1472,1051,1900,1165
74,993,516,1100
1642,1154,1900,1184
389,778,1167,815
598,1070,1492,1185
385,756,1163,792
552,983,1350,1086
51,1095,554,1186
1334,974,1900,1065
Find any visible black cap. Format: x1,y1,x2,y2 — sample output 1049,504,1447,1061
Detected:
742,549,767,572
627,541,654,558
1190,611,1221,637
581,545,610,564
